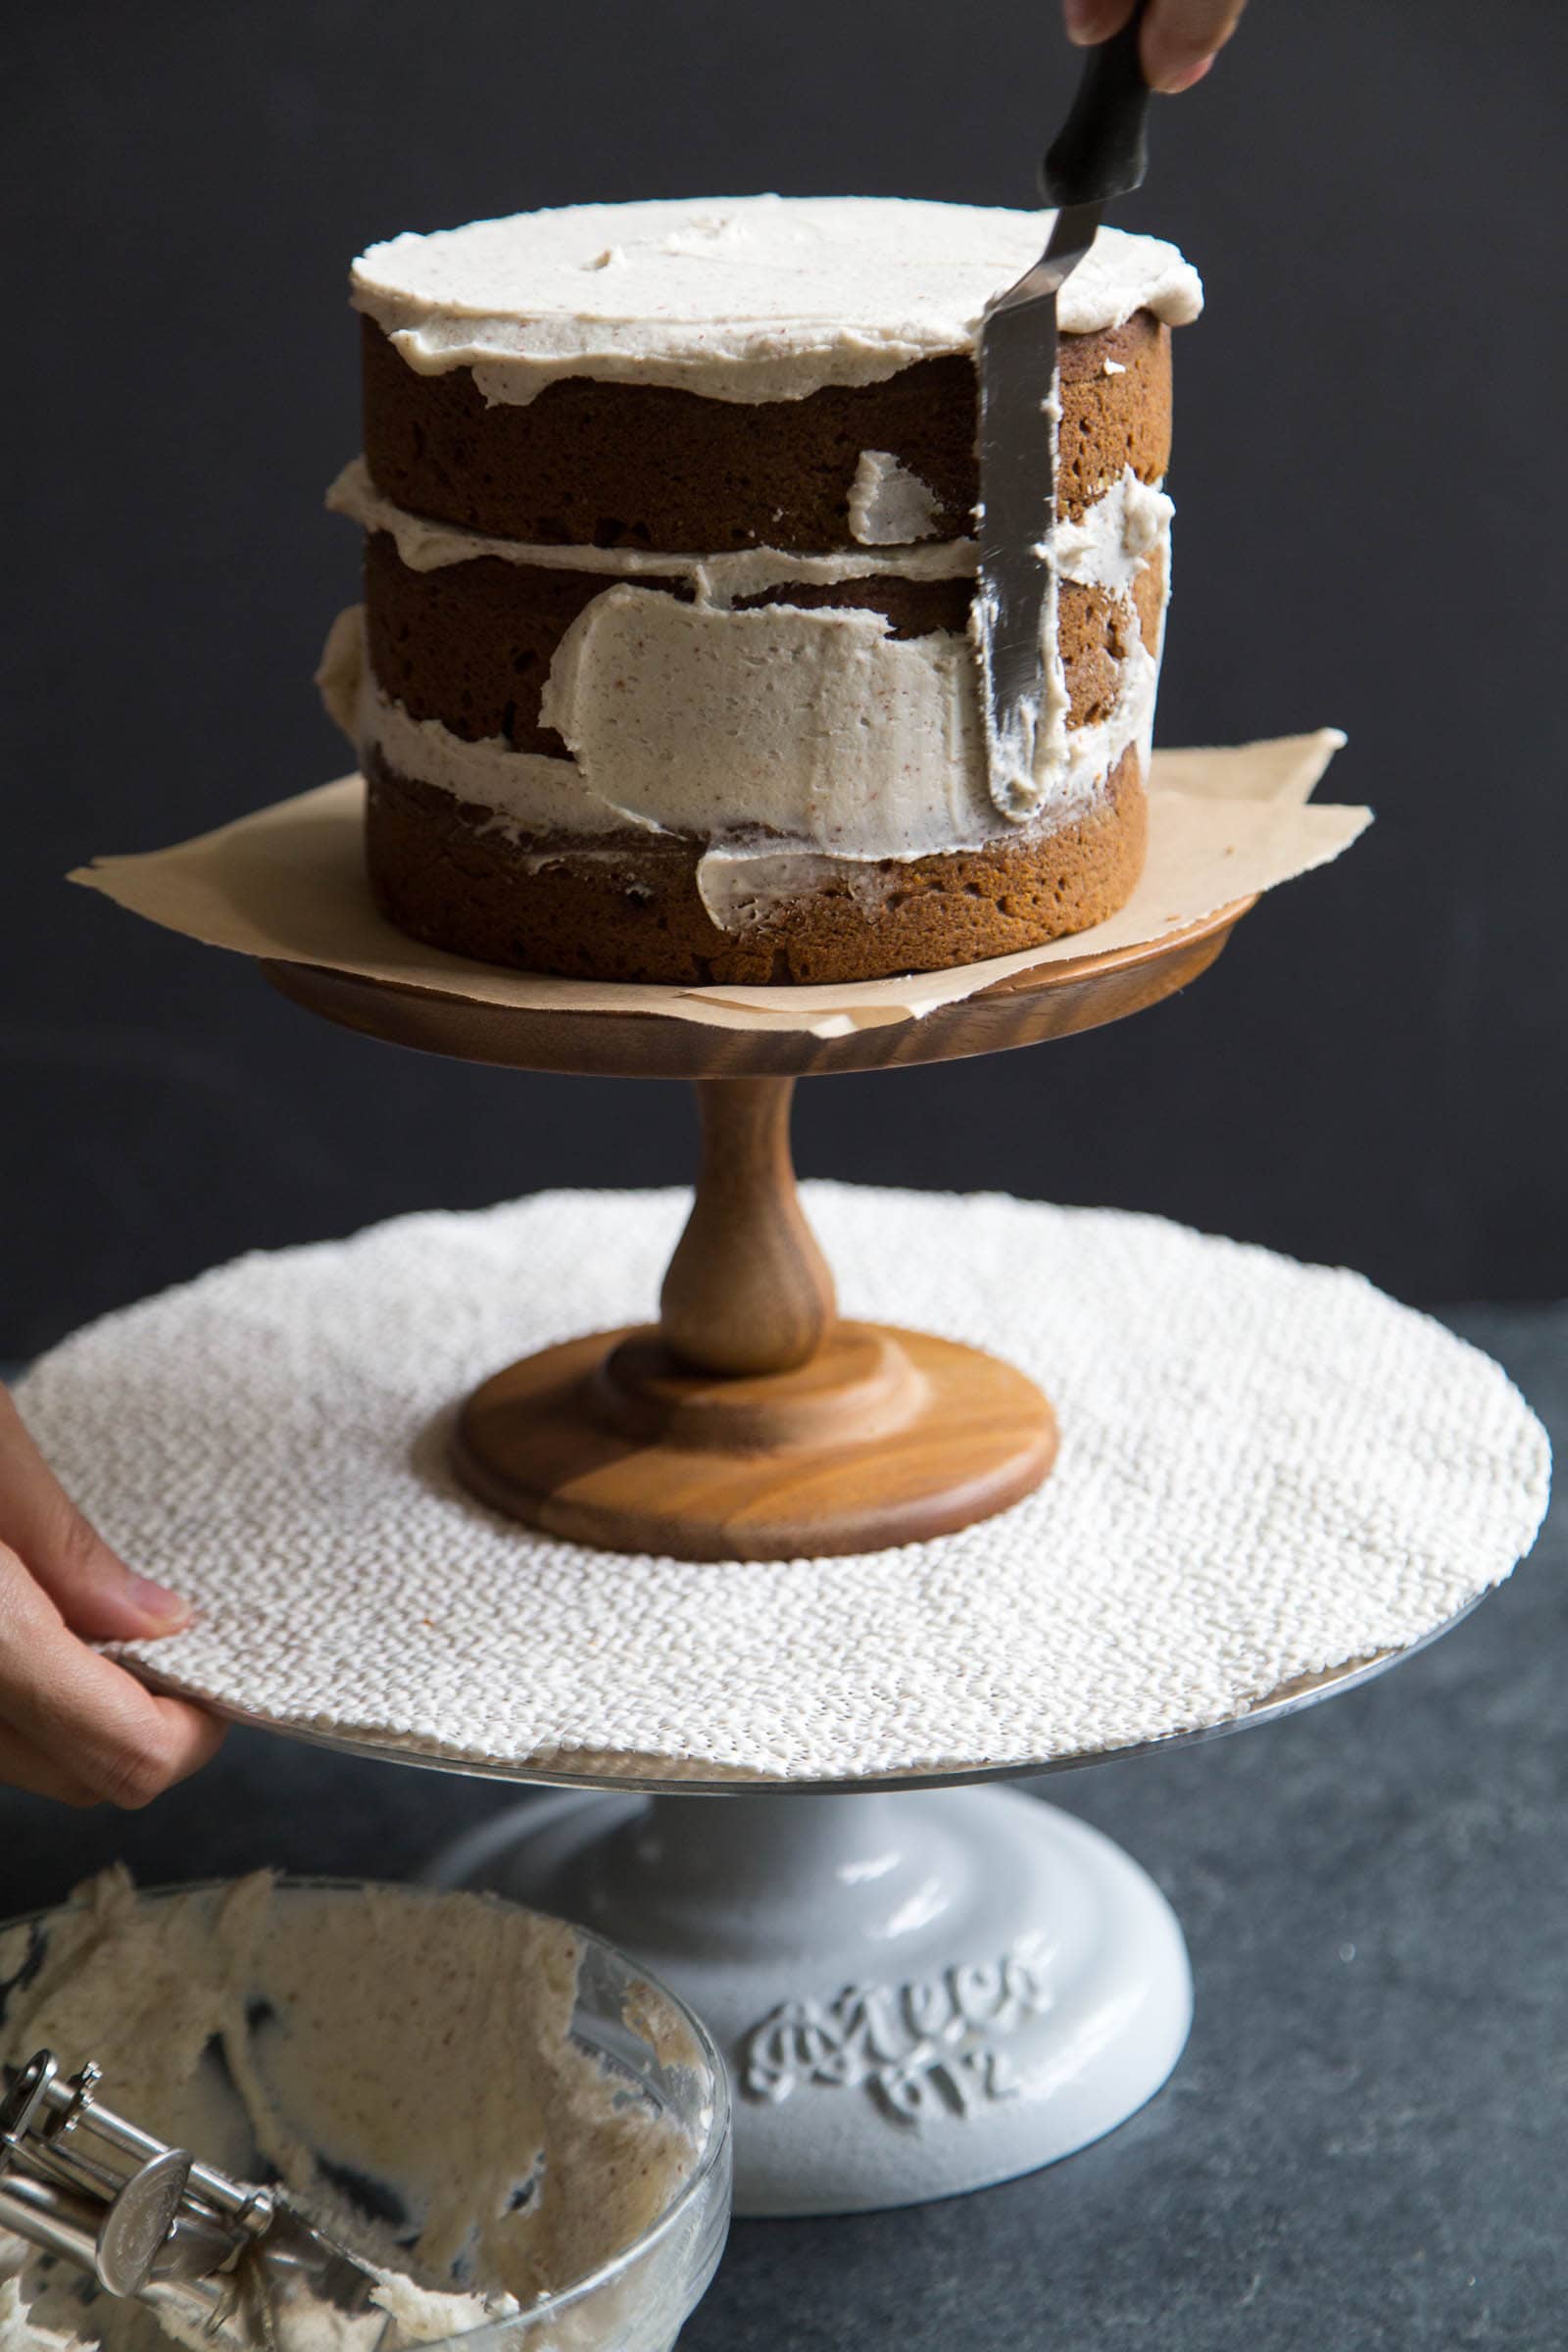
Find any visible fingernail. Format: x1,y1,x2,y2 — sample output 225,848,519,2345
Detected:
1156,52,1215,94
1063,0,1109,43
126,1575,193,1630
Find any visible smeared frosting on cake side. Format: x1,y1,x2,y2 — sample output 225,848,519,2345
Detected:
847,451,941,546
319,437,1168,909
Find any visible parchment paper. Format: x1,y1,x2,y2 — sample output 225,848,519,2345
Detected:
72,731,1366,1039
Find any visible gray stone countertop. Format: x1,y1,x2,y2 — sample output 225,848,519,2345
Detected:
0,1303,1560,2351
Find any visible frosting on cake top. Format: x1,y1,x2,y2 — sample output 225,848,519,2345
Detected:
352,193,1202,405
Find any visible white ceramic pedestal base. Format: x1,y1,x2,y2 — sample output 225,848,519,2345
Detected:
426,1787,1192,2218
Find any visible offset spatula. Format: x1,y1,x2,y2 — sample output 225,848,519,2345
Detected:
976,0,1155,811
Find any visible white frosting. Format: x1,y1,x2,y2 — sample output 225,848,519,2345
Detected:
375,686,626,838
697,608,1158,935
847,451,940,545
321,452,1168,923
537,586,998,855
1054,468,1174,594
315,604,367,736
0,1873,697,2352
330,452,1159,598
326,458,973,598
352,196,1201,406
320,609,621,837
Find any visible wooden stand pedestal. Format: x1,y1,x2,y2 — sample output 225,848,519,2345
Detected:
263,890,1251,1561
452,1078,1057,1560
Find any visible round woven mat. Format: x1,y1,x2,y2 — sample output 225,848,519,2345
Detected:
16,1188,1550,1783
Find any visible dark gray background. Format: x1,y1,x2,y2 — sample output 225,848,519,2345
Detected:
5,0,1564,1360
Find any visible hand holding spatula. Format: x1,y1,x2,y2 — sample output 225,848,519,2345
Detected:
1063,0,1250,95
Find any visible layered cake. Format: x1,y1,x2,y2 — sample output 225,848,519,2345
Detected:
319,195,1202,984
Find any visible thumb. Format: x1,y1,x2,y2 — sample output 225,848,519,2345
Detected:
0,1389,193,1640
24,1518,194,1643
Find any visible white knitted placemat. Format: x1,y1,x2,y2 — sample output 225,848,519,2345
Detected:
16,1188,1550,1784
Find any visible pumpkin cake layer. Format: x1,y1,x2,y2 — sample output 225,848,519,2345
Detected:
361,310,1172,553
364,741,1148,986
323,196,1201,984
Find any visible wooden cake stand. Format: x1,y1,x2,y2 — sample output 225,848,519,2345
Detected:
262,895,1251,1565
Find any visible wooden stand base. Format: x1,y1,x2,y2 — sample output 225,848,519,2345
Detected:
451,1075,1056,1561
454,1320,1057,1563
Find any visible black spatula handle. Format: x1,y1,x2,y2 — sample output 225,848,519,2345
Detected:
1041,0,1153,209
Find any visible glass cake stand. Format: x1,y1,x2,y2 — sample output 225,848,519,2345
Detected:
141,895,1447,2217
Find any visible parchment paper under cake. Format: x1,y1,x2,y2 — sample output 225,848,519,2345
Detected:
73,733,1366,1039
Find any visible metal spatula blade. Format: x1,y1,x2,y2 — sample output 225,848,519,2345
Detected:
977,1,1155,808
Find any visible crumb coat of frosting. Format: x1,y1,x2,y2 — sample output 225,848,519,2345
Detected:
319,440,1168,921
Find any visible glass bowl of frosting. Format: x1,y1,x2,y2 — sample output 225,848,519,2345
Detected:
0,1871,730,2352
